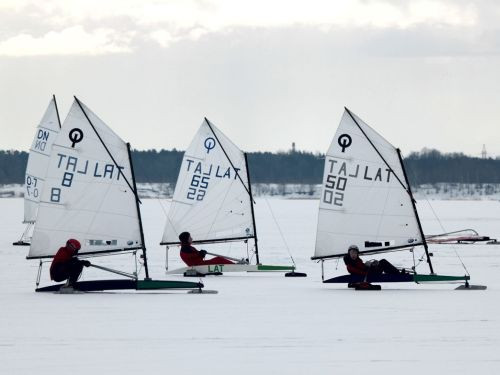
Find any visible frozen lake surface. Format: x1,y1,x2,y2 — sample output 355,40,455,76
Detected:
1,198,500,374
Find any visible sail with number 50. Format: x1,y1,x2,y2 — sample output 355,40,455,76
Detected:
313,108,424,260
161,118,254,245
28,98,142,259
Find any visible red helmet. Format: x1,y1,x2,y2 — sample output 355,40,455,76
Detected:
66,239,81,251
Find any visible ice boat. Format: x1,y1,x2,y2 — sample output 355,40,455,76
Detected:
311,108,483,290
161,118,300,277
28,97,205,293
426,229,497,244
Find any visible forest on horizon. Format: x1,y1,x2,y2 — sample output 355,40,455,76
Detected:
1,148,500,186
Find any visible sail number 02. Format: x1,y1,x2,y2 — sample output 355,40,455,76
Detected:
323,174,346,206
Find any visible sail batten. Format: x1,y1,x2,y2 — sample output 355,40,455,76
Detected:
28,99,142,259
313,108,423,259
161,119,254,244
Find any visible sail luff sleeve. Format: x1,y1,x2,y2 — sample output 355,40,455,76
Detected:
396,148,434,274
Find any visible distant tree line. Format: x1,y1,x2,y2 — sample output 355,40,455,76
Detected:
1,148,499,185
404,149,500,184
0,150,28,184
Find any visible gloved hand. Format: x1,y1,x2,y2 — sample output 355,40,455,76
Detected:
82,260,91,267
199,250,207,258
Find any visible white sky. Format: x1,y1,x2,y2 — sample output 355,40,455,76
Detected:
0,0,499,156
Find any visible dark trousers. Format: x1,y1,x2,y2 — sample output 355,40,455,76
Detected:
368,259,400,276
51,258,84,284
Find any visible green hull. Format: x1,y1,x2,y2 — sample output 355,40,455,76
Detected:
137,279,203,290
414,274,470,283
257,264,295,271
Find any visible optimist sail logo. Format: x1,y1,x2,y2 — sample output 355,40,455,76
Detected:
337,134,352,153
69,128,84,148
204,137,216,154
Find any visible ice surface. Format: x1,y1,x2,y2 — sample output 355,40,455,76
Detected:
1,198,499,374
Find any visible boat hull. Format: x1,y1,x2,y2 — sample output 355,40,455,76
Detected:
323,273,470,284
36,279,204,292
166,263,295,275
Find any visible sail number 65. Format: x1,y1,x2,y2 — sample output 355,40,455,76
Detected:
187,174,209,201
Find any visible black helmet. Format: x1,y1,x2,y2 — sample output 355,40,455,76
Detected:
178,232,191,244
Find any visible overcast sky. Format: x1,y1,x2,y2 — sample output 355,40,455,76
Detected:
0,0,499,156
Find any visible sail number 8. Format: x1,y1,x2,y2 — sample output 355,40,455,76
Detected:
323,174,346,206
187,174,209,201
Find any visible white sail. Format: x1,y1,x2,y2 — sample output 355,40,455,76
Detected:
24,97,61,223
28,98,142,258
161,118,254,244
313,108,423,259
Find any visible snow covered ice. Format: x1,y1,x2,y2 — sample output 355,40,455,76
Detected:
1,198,499,374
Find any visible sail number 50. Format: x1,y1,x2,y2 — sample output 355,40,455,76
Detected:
323,175,346,206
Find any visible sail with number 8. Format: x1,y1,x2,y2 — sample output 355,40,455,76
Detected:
28,97,204,293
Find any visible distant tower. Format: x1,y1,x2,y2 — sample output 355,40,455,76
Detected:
481,144,487,159
292,142,296,153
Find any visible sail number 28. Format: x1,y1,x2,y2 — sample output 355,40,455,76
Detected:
323,174,346,206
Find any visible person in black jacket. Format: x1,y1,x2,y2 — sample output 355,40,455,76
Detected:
343,244,401,276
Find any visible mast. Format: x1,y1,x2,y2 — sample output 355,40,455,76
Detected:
244,152,260,264
397,148,434,274
127,143,150,279
74,97,147,271
53,95,62,129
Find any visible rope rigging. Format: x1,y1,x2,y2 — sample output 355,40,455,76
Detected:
263,197,297,267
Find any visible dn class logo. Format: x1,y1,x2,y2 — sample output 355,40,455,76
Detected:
69,128,84,148
337,134,352,152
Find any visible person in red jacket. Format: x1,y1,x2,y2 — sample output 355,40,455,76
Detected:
50,239,91,286
178,232,235,266
343,244,401,277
